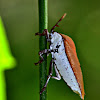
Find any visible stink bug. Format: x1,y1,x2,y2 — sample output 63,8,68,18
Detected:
35,13,85,100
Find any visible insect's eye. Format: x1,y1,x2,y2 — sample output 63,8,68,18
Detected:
56,45,61,48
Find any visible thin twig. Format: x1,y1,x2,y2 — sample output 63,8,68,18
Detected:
38,0,48,100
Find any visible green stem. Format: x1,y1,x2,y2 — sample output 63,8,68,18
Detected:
38,0,48,100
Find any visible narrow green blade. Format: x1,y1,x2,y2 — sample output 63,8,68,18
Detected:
0,16,16,100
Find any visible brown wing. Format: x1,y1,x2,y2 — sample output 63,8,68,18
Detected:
60,34,85,99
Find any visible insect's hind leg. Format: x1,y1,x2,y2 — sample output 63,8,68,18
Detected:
40,59,61,94
52,63,61,80
40,59,54,94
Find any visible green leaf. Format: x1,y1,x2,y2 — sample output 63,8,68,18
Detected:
0,16,16,71
0,16,16,100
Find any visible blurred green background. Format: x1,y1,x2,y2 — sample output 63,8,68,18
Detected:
0,0,100,100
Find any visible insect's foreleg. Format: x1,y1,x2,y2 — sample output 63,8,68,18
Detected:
35,29,47,36
35,29,50,40
40,59,54,94
52,63,61,80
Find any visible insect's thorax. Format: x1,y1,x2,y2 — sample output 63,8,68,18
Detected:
50,32,64,51
50,32,66,59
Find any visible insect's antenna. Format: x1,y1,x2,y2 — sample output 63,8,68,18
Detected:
51,13,67,33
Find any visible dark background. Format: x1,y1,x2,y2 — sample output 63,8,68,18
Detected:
0,0,100,100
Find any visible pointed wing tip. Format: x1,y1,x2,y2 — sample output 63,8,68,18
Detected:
81,93,85,100
81,97,84,100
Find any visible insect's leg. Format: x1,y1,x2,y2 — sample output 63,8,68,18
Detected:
35,49,58,65
35,49,51,65
35,29,50,39
40,59,54,94
52,63,61,80
35,29,47,36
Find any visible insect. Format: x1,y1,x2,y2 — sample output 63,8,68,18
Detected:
35,13,85,100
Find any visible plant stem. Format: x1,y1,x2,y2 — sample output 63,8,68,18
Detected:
38,0,48,100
